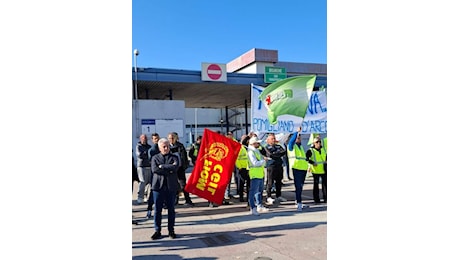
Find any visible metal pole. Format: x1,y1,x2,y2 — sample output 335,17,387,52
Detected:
220,108,224,133
220,119,223,134
194,108,198,141
134,49,139,136
225,106,229,134
134,49,139,100
245,99,249,134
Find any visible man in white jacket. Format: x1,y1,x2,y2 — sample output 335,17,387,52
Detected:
247,136,270,216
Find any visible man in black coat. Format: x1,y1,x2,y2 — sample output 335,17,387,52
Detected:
146,133,160,218
132,151,139,225
150,138,180,240
263,133,287,204
168,132,194,206
135,134,152,204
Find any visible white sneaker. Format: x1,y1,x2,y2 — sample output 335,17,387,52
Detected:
277,196,287,202
250,207,260,216
296,203,303,212
257,206,269,212
266,197,275,205
293,201,305,208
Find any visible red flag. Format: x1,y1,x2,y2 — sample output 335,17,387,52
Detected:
185,128,241,205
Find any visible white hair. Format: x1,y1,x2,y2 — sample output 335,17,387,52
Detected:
158,138,169,147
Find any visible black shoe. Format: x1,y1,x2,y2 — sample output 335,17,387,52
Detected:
169,231,177,239
151,231,162,240
185,201,195,207
239,197,245,202
132,220,138,225
222,200,230,205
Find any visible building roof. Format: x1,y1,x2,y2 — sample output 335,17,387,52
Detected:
133,67,326,108
133,48,326,109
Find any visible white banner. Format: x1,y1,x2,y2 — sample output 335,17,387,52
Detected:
251,84,327,134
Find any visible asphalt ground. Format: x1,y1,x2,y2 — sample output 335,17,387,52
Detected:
132,168,327,260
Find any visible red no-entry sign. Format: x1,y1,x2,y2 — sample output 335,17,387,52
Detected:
207,64,222,80
201,62,227,82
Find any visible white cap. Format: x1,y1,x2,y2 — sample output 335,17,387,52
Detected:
249,136,262,145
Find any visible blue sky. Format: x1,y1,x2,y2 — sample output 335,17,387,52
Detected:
132,0,326,70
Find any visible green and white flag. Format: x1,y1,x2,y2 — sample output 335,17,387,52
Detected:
258,75,316,125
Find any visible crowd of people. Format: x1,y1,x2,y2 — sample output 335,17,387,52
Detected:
132,129,327,239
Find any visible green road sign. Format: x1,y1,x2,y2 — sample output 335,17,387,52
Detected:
264,66,287,83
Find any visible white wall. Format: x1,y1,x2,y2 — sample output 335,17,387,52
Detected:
184,107,249,143
132,100,185,157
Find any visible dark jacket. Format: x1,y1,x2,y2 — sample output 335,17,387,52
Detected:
170,141,188,171
150,152,179,192
148,143,160,160
263,143,286,167
136,142,152,168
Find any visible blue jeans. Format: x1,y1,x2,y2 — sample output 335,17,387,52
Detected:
248,178,264,209
153,188,176,233
293,168,307,203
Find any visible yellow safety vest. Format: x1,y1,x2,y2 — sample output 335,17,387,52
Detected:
322,137,327,153
287,144,308,171
235,146,249,170
249,149,264,179
192,144,199,157
309,147,326,174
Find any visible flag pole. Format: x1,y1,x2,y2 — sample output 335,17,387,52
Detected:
294,117,304,136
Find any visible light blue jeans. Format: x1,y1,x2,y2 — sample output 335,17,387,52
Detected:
248,177,264,209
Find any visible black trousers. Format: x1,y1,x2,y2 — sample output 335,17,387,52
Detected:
266,165,283,198
236,168,250,201
147,189,154,211
177,168,192,203
312,173,327,203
